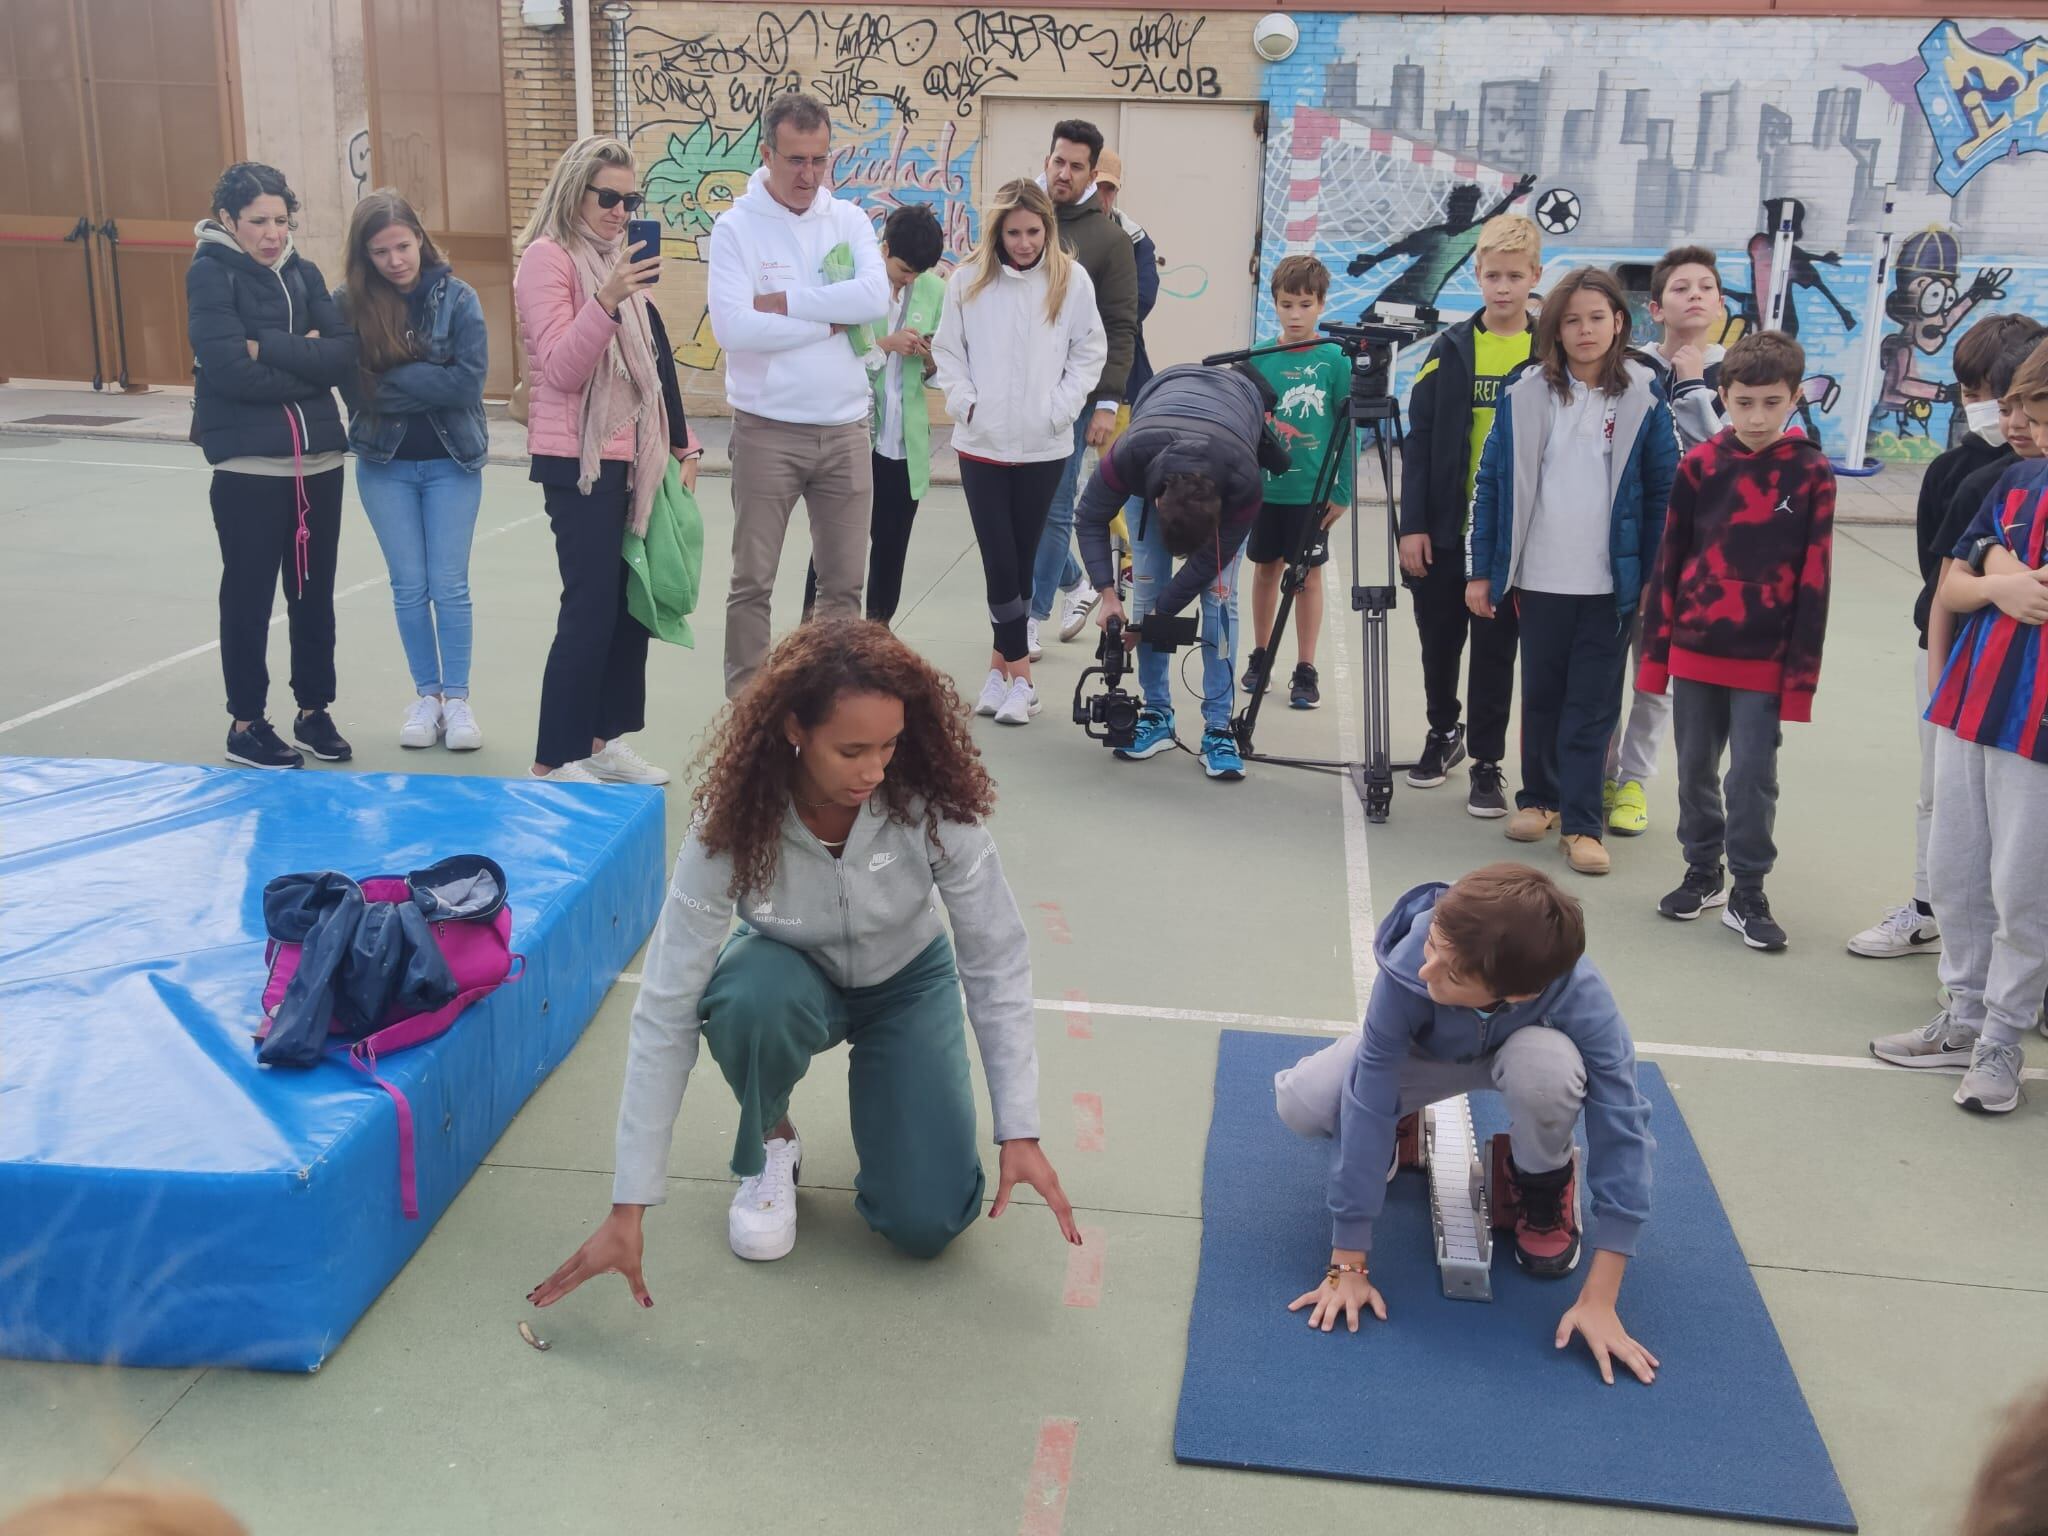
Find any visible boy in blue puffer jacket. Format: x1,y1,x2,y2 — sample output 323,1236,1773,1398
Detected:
1274,863,1659,1386
1466,268,1679,877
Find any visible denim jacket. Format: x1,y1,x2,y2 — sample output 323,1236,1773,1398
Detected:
341,266,490,471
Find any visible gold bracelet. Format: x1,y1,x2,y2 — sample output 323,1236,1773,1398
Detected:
1326,1262,1368,1284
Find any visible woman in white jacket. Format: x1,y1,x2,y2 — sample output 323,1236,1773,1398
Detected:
932,179,1106,726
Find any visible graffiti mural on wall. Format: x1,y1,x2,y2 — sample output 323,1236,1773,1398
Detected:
1265,14,2048,462
623,6,1227,383
1915,22,2048,194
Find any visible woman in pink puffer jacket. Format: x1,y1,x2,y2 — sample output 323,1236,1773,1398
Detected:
514,135,700,784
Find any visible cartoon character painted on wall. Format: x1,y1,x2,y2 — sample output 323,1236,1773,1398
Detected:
1875,225,2010,440
1728,198,1858,341
642,121,764,370
1345,173,1538,311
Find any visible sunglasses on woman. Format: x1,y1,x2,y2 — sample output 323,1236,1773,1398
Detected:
590,188,646,212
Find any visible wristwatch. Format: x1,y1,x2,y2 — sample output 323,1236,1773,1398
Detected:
1967,534,2000,575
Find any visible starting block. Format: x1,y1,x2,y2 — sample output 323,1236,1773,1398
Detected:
1414,1099,1590,1303
1422,1096,1494,1301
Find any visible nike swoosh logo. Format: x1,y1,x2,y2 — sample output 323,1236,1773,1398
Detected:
869,852,898,872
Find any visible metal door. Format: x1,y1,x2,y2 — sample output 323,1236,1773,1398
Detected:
980,98,1264,370
0,0,236,389
363,0,517,398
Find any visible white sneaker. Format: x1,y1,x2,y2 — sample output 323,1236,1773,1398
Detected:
993,676,1040,726
587,738,671,785
399,695,443,748
531,761,601,783
729,1134,802,1261
441,697,483,751
1059,584,1100,641
1848,903,1941,958
974,669,1008,717
1027,617,1043,661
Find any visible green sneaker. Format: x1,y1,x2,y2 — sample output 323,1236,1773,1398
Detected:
1608,779,1649,837
1602,778,1618,815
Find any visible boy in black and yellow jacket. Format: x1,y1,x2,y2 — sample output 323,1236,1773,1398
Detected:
1397,213,1543,817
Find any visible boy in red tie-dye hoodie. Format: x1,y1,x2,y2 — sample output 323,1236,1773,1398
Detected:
1636,331,1836,951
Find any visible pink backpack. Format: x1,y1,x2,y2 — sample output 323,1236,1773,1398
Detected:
258,870,523,1218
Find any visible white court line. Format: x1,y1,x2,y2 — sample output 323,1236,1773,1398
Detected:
0,510,542,735
1325,520,1379,1015
0,454,211,473
608,974,2041,1080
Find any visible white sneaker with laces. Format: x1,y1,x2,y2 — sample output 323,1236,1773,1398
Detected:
1027,617,1043,662
1847,902,1941,958
587,738,671,785
993,676,1040,726
1059,584,1100,641
974,669,1008,717
531,761,602,783
399,695,443,748
441,697,483,751
729,1134,802,1261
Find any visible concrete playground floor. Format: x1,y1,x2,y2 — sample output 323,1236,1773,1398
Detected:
2,427,2044,1535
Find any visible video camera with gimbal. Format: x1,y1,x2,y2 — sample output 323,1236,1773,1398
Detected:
1071,613,1201,752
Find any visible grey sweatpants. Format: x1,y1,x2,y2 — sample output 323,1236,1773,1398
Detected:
1913,649,1936,907
1273,1025,1586,1178
724,409,873,698
1674,678,1782,885
1606,611,1672,784
1929,729,2048,1050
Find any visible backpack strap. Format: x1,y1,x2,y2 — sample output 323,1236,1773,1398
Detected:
347,1039,420,1220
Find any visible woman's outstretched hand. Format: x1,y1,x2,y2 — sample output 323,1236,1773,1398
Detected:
991,1138,1083,1245
528,1205,653,1310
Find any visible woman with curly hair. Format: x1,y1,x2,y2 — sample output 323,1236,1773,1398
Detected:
528,620,1078,1298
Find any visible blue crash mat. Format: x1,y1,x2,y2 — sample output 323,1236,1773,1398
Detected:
1176,1030,1856,1531
0,758,665,1372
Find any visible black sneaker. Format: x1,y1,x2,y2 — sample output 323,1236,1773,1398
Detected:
1240,660,1267,695
1405,725,1466,788
1289,663,1321,710
1658,863,1728,921
1466,759,1508,818
292,709,354,762
226,719,304,770
1724,886,1788,950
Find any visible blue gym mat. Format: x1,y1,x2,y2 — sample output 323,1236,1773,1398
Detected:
1175,1030,1856,1531
0,757,666,1372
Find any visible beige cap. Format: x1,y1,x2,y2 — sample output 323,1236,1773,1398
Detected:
1095,149,1123,188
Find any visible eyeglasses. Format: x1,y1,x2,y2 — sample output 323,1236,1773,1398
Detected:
589,188,646,212
771,150,831,173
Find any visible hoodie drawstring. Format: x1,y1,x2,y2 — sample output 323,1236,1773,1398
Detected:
285,404,311,596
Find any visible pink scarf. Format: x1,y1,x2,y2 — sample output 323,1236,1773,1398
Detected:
565,220,667,536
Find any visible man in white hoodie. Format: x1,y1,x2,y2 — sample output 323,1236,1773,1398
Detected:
708,93,892,697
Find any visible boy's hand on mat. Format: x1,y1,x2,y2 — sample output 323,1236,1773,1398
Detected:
1398,535,1432,580
527,1206,653,1310
1464,579,1495,620
1556,1298,1658,1386
990,1139,1083,1245
1289,1272,1386,1333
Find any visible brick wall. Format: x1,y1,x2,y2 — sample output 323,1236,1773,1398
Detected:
500,0,580,238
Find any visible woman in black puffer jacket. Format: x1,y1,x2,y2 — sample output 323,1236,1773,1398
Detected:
187,161,359,769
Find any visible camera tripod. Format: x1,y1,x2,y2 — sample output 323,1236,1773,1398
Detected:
1205,310,1434,822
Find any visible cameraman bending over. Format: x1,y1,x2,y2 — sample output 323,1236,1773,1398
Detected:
1079,364,1287,779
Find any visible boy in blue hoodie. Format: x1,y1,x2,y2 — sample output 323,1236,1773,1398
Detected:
1274,863,1658,1386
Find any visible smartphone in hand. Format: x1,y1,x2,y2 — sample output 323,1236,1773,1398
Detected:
626,218,662,282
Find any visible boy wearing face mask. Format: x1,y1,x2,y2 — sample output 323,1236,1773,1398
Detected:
1846,315,2046,961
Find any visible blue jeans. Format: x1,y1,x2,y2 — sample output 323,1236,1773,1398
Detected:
1130,502,1241,732
355,456,481,697
1028,414,1092,620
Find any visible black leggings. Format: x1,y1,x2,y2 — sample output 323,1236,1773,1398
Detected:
211,467,344,722
804,451,919,623
960,456,1067,663
535,461,649,768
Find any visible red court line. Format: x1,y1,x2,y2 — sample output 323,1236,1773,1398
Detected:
1063,988,1091,1039
1062,1227,1106,1307
1034,901,1073,944
1072,1092,1104,1153
1019,1417,1079,1536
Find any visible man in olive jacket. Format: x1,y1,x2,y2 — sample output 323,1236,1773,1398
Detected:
1027,119,1139,649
